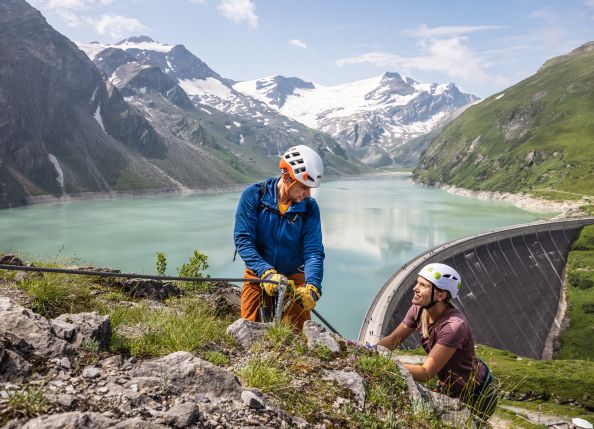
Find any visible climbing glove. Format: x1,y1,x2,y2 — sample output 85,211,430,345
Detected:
295,284,321,311
261,269,289,296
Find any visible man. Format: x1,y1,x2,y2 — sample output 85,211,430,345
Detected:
234,145,325,330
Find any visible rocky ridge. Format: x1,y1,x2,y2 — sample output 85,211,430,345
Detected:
0,254,478,428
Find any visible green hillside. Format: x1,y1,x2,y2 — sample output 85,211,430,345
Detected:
414,42,594,198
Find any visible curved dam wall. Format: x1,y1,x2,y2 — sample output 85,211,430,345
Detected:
359,217,594,359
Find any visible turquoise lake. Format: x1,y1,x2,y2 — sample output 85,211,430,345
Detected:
0,174,546,339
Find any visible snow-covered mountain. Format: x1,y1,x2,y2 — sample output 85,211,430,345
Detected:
78,37,308,136
233,73,480,166
76,36,363,176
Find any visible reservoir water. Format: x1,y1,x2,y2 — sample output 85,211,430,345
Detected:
0,174,545,339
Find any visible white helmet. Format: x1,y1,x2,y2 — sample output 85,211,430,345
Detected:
418,263,462,300
279,145,324,188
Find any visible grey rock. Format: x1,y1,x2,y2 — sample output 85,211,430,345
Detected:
54,312,112,351
0,254,24,266
0,298,72,361
163,401,200,428
122,278,182,301
128,351,243,403
0,349,32,381
82,366,101,379
241,390,264,409
429,390,474,427
19,411,115,429
59,357,71,369
303,320,341,353
322,370,366,406
45,393,76,409
113,417,169,429
100,354,123,369
50,319,77,342
226,318,270,350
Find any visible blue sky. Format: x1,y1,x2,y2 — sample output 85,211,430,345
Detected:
28,0,594,97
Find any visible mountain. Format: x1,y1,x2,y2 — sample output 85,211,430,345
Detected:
0,2,363,209
77,37,355,163
413,42,594,197
233,73,479,166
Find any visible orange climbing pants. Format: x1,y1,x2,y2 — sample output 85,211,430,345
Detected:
241,268,310,331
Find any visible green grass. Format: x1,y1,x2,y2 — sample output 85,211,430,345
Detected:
236,355,288,393
476,345,594,408
19,272,95,318
4,384,46,421
558,225,594,360
500,399,594,421
105,297,235,357
202,351,230,366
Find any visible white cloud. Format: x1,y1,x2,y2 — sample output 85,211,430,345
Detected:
288,38,309,49
405,24,505,38
47,0,85,9
336,24,512,87
218,0,258,29
528,7,558,25
95,14,147,39
189,0,208,3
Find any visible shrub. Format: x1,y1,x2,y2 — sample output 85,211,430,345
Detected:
177,250,209,292
568,271,594,289
155,252,167,276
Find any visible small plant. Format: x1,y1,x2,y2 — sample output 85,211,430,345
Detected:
81,338,100,353
237,356,287,393
155,252,167,276
313,344,334,361
266,321,294,346
203,351,230,366
177,250,209,292
6,384,46,419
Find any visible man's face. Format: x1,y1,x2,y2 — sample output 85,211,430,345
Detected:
287,180,312,203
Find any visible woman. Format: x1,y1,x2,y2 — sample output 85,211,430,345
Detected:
377,263,497,421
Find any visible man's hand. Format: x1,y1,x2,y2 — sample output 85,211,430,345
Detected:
295,284,320,311
261,269,288,296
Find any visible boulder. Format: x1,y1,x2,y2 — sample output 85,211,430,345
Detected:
303,320,341,353
0,253,24,266
0,298,72,361
128,351,243,403
53,312,112,351
122,278,182,301
226,318,270,350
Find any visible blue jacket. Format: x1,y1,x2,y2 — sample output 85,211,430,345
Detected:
233,177,324,291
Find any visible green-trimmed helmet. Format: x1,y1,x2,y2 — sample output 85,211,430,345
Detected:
418,263,462,300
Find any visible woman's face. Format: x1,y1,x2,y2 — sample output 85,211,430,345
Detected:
412,276,434,306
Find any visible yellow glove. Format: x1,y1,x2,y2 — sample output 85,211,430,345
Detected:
261,269,288,296
295,284,321,311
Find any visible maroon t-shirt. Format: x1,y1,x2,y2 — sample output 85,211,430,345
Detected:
403,305,485,397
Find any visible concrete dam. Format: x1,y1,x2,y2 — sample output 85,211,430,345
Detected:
359,217,594,359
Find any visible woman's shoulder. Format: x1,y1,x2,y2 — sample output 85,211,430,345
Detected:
437,308,470,332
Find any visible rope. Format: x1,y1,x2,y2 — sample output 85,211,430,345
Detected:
0,264,342,336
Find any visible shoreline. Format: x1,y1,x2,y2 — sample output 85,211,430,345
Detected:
430,182,589,219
